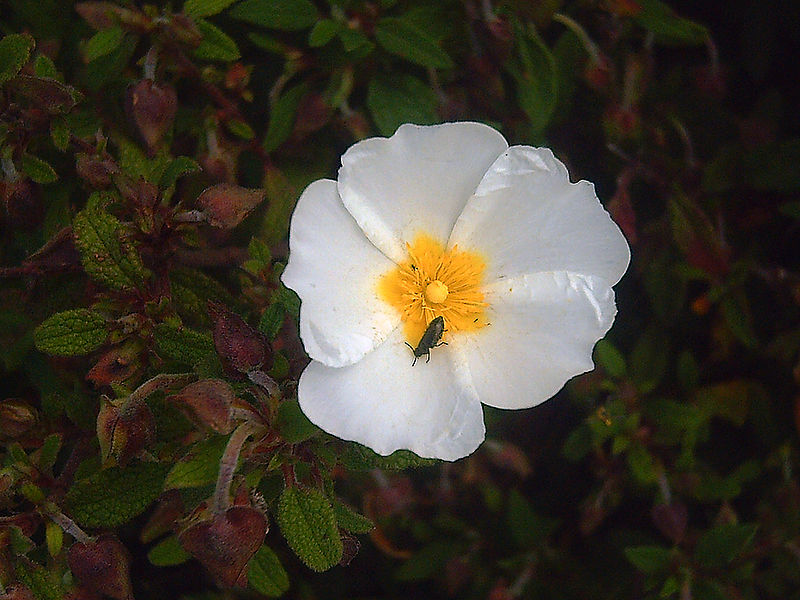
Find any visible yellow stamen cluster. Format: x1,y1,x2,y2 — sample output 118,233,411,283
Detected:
378,233,488,345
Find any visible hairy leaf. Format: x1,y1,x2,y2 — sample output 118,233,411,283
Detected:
66,462,169,527
277,486,342,571
34,309,108,356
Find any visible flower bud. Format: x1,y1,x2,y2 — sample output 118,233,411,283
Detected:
86,344,141,387
169,379,234,434
2,178,44,231
651,502,688,543
197,184,265,229
96,397,156,466
76,154,119,189
178,506,268,588
67,534,134,600
208,301,272,375
75,2,148,31
292,93,331,139
126,79,177,153
0,399,37,439
584,55,613,91
169,13,203,46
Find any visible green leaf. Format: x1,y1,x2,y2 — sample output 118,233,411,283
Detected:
0,33,34,85
258,303,285,341
277,486,342,571
248,545,290,597
65,461,169,527
50,116,71,151
226,118,255,140
334,501,374,534
340,444,437,470
507,23,558,139
153,323,215,366
375,18,453,69
562,424,592,462
169,268,234,325
248,236,271,263
506,489,557,549
263,83,307,152
229,0,318,31
308,19,340,47
14,558,65,600
148,535,192,566
165,435,228,489
337,28,373,54
159,156,201,189
695,523,758,568
37,433,62,473
276,399,319,444
183,0,238,18
624,545,672,574
594,339,627,378
115,134,170,182
634,0,709,46
630,327,670,393
83,26,125,62
33,54,58,79
73,197,149,290
395,541,458,581
367,73,439,136
34,309,108,356
721,291,758,349
193,18,241,61
627,445,658,484
21,152,58,183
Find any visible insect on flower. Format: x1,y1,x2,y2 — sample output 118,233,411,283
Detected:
405,316,446,366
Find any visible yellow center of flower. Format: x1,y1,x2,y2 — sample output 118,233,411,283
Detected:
425,280,449,304
378,233,488,345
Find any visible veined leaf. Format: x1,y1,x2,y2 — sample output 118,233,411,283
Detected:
34,309,108,356
375,18,453,69
0,33,35,85
277,486,342,571
229,0,317,31
248,545,290,596
73,196,149,290
183,0,238,18
66,462,169,527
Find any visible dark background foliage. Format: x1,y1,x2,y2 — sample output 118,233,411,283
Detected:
1,1,799,599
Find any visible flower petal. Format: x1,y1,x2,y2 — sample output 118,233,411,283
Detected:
449,272,617,410
282,179,400,367
449,146,630,285
298,328,485,461
338,122,508,262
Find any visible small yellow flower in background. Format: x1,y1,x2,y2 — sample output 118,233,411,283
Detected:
282,122,630,461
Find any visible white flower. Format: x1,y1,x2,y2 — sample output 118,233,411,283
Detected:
282,122,630,461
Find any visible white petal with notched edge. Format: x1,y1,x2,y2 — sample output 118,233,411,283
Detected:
449,272,617,410
298,328,486,460
449,146,630,286
281,179,400,368
338,122,508,263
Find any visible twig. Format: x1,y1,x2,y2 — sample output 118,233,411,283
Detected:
212,421,260,513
